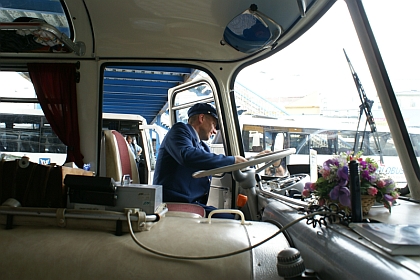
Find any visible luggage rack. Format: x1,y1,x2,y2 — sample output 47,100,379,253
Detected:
0,21,86,56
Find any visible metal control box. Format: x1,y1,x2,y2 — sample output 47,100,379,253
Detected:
106,184,162,214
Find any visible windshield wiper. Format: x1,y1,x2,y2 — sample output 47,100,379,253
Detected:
344,49,384,164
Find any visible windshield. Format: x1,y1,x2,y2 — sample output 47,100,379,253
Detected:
235,0,420,188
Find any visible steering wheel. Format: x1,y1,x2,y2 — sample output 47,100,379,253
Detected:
192,148,296,178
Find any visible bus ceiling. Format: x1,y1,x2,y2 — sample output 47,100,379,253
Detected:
0,0,335,61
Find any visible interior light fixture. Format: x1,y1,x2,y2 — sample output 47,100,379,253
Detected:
221,4,282,54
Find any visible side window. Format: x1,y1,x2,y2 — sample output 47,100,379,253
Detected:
168,72,223,153
172,83,215,124
0,71,66,165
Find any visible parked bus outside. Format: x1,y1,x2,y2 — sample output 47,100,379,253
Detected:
239,115,418,187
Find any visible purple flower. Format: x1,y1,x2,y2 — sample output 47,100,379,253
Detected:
369,173,377,183
323,159,339,170
384,194,394,202
384,179,395,192
329,185,351,206
360,170,370,180
303,182,314,197
368,163,377,173
304,182,313,192
337,166,349,184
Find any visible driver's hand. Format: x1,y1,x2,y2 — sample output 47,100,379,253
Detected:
234,155,247,164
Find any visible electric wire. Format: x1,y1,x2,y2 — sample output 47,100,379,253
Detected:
126,210,335,260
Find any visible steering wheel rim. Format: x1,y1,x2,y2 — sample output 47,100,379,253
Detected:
192,148,296,178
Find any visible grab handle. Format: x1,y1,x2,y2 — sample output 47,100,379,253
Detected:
207,209,247,225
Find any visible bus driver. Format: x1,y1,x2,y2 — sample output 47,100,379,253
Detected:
153,103,247,217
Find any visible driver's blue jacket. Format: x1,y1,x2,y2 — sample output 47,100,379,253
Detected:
153,122,235,204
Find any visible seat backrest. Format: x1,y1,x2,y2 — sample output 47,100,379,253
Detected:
166,203,205,218
103,130,139,184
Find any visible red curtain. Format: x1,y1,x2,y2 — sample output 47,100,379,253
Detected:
28,63,84,168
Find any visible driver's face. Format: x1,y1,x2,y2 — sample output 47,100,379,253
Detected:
198,114,218,141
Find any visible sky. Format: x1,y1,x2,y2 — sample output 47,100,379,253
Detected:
0,72,34,97
0,72,37,112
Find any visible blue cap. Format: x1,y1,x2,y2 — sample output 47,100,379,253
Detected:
188,103,219,129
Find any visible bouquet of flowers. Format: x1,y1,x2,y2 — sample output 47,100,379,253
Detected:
303,151,399,213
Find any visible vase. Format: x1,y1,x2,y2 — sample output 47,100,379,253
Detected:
322,195,376,215
323,199,350,214
360,195,376,215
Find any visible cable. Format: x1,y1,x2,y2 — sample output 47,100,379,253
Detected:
126,210,336,260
